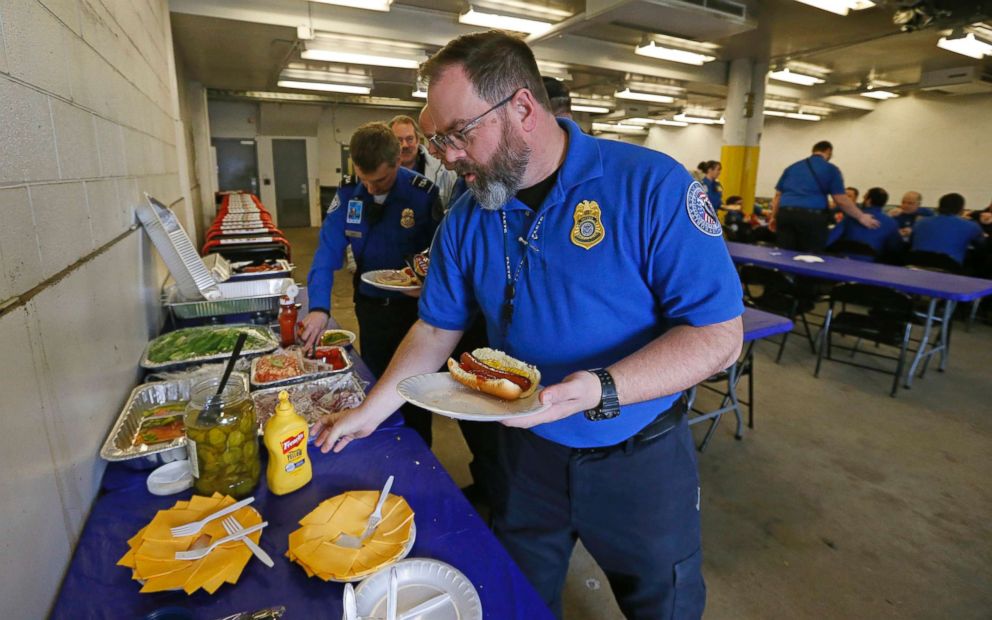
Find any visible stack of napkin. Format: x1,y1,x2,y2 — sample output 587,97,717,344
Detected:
287,490,414,581
118,493,262,594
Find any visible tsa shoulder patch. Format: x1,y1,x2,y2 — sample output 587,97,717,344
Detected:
685,181,722,237
327,194,341,213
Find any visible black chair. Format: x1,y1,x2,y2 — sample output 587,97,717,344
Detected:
906,250,962,274
826,239,877,260
814,283,915,397
739,264,817,362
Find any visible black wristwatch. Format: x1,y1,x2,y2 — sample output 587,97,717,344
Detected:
584,368,620,421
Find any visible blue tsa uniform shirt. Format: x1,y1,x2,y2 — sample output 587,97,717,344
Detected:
827,205,903,258
893,207,933,230
775,156,845,209
911,215,985,265
307,167,439,311
420,119,744,448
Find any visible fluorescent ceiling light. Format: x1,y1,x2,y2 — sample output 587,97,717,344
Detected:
571,104,610,113
592,122,647,135
459,7,552,35
763,109,788,117
277,80,372,94
792,0,875,16
536,60,572,81
309,0,392,11
412,88,427,99
673,113,723,125
625,117,691,128
860,89,898,99
657,119,689,127
301,48,422,69
937,32,992,59
615,88,675,104
787,112,821,121
635,41,715,66
769,68,826,86
475,0,572,19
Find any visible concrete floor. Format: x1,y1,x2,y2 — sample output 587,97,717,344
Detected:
284,226,992,619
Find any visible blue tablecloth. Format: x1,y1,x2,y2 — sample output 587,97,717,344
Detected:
727,241,992,302
52,307,551,619
742,307,793,342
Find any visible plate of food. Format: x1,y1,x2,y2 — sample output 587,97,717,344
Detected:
319,329,356,348
397,348,549,421
361,268,421,291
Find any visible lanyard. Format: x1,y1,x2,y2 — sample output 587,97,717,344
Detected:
499,209,547,337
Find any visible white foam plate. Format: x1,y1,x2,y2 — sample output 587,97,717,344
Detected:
353,559,482,620
792,255,825,263
360,270,421,292
397,373,549,422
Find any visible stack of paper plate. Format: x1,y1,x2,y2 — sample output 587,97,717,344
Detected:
287,491,415,582
117,493,263,594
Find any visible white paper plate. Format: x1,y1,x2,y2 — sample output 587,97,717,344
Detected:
353,558,482,620
360,270,421,292
792,254,825,263
329,521,417,583
397,373,549,421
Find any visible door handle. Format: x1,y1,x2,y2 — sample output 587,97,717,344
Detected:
301,183,308,194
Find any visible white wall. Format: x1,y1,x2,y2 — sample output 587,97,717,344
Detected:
642,92,992,209
316,104,415,183
0,0,188,616
256,135,321,227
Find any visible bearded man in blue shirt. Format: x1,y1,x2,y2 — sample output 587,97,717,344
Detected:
313,31,743,620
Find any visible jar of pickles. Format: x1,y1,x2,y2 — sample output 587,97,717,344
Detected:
184,376,260,498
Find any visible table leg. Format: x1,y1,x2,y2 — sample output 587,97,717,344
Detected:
938,300,955,372
747,345,755,429
905,298,937,389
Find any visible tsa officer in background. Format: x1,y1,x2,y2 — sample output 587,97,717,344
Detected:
888,190,932,238
826,187,904,261
313,31,743,620
911,192,985,266
770,140,878,252
300,122,440,443
390,114,458,211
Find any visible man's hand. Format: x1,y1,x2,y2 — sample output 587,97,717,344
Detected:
299,310,328,350
980,212,992,226
858,213,881,229
400,287,422,298
501,371,601,429
899,226,912,238
311,406,380,453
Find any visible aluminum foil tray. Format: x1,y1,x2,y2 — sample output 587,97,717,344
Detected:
249,347,352,390
251,372,366,434
228,259,293,281
163,278,298,319
140,324,279,370
99,380,190,469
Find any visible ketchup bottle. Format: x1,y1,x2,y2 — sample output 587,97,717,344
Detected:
278,295,298,347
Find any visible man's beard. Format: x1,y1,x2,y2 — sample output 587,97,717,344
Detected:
456,126,530,211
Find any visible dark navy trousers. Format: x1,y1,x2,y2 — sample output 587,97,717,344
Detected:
493,417,705,619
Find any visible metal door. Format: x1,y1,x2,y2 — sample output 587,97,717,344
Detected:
273,139,311,228
213,138,259,194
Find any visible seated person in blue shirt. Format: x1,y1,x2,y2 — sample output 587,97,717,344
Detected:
721,194,747,241
827,187,903,261
887,190,932,237
911,192,986,266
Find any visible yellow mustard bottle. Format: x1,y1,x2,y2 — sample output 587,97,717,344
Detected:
263,391,312,495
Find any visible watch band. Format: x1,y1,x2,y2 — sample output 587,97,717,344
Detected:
584,368,620,421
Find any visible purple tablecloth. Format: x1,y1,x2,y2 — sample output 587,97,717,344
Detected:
727,241,992,302
52,303,551,619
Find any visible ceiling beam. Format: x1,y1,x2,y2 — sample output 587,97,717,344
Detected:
169,0,728,86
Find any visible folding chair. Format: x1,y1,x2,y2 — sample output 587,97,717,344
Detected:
814,283,916,397
739,264,816,362
906,250,979,331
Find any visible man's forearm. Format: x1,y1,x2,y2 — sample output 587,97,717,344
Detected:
361,319,464,422
770,192,781,218
609,317,743,406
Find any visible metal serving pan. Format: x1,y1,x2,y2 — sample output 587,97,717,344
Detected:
251,372,366,433
249,347,352,390
162,278,298,319
140,324,280,370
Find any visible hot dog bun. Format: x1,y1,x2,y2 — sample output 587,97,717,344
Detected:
447,348,541,401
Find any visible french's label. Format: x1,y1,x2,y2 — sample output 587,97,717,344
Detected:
282,432,305,454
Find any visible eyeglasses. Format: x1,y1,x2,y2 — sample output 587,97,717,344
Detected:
428,89,520,153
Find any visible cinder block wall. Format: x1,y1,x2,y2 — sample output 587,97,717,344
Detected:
0,1,190,616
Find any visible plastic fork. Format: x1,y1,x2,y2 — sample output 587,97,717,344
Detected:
343,582,358,620
222,516,274,568
336,476,394,549
174,521,268,561
170,496,255,537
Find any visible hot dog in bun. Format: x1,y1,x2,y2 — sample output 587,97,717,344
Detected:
447,348,541,401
